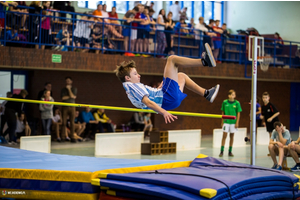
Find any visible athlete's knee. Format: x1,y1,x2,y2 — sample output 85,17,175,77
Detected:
167,55,178,64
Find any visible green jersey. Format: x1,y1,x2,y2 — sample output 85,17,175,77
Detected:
221,99,242,124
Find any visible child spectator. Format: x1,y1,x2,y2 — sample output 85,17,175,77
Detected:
108,6,122,35
15,112,31,143
180,7,188,21
175,18,189,35
143,113,153,133
274,32,284,55
136,4,147,56
156,9,167,57
212,20,223,63
256,97,263,127
122,7,138,56
80,107,99,140
130,112,145,131
73,14,93,53
164,12,175,55
115,45,218,124
195,17,217,47
261,92,280,137
93,109,114,132
28,1,42,48
52,108,69,142
39,90,54,135
219,90,242,157
6,25,19,46
73,110,85,139
40,1,52,50
54,23,70,51
188,18,195,35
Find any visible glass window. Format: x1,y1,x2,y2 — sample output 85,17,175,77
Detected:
214,2,222,22
128,1,135,10
0,71,11,104
153,1,163,19
194,1,202,23
183,1,192,22
77,1,86,8
103,1,114,12
204,1,212,24
115,1,126,14
88,1,99,10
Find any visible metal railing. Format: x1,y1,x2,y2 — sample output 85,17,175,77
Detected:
1,6,299,71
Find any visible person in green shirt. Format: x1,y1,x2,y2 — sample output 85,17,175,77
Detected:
219,89,242,157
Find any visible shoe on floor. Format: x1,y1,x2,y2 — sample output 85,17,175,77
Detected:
201,43,216,67
271,163,278,169
70,138,77,143
275,165,282,170
219,152,223,157
228,152,234,157
205,84,220,103
290,164,300,172
57,138,61,142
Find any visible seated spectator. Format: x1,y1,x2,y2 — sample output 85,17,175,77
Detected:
16,1,28,29
143,113,153,133
288,137,300,171
73,14,93,53
175,18,189,35
52,108,69,142
80,107,100,140
93,109,114,132
130,112,145,131
108,6,122,34
73,110,85,139
6,25,19,47
274,32,284,55
54,23,70,51
15,112,31,143
39,90,54,135
268,121,291,171
92,4,103,23
90,24,114,54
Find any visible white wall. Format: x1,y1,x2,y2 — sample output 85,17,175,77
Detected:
225,1,300,42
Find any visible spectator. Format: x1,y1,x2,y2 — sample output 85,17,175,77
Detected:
156,9,167,57
136,5,149,56
222,23,230,38
188,18,195,35
12,1,28,29
108,6,122,35
61,76,77,143
268,121,291,171
164,12,175,55
143,113,153,133
65,1,75,13
133,4,146,56
93,109,114,132
130,112,145,131
28,1,42,48
80,107,99,140
195,17,217,49
6,25,19,46
53,1,67,21
221,23,229,60
274,32,284,55
73,14,93,53
261,92,280,137
169,1,181,24
205,19,217,49
15,112,31,143
0,2,9,42
90,23,114,54
40,1,52,50
54,23,70,51
0,92,12,136
4,89,28,144
288,136,300,171
52,108,68,142
174,18,189,35
39,90,54,135
37,82,52,100
180,7,188,22
92,4,103,23
122,6,138,56
73,110,85,139
6,1,19,28
256,97,263,127
142,8,152,56
212,20,223,63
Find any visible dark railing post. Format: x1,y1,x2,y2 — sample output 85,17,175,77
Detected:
289,42,292,68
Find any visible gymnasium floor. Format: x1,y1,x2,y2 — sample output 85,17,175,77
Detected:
4,131,298,174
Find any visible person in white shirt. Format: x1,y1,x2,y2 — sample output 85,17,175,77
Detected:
169,1,181,23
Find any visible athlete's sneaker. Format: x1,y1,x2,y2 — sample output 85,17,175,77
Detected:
271,164,278,169
205,84,220,103
228,152,234,157
275,165,282,170
201,43,216,67
290,164,300,172
219,152,223,157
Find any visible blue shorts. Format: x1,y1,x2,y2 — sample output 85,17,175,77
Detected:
213,40,222,49
161,77,187,110
122,28,130,37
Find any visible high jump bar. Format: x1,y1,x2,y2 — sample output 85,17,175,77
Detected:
0,97,236,120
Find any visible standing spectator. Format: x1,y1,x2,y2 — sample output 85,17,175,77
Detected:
195,17,217,46
188,18,195,35
73,14,93,53
274,32,284,55
169,1,181,24
39,90,54,135
136,5,149,56
53,1,66,21
90,24,103,54
219,90,242,157
256,97,263,127
174,18,189,35
180,7,188,22
122,6,137,56
108,6,122,35
130,112,145,131
65,1,74,13
205,19,217,49
164,12,175,55
93,109,114,132
28,1,42,48
61,76,77,143
15,112,31,143
268,121,291,171
37,82,52,100
4,89,28,144
133,4,145,56
221,23,229,60
80,107,99,139
40,1,52,50
142,8,151,56
261,92,280,137
156,9,167,57
212,20,223,63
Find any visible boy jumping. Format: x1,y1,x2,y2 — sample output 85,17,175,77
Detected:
115,43,220,124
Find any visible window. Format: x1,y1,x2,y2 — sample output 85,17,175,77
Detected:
77,1,86,8
102,1,114,12
214,2,222,21
194,1,202,23
128,1,135,10
204,1,212,24
153,1,163,19
115,1,127,14
88,1,99,10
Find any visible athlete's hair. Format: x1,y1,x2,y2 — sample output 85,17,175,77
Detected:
273,121,282,129
115,60,136,82
262,92,269,97
228,89,235,95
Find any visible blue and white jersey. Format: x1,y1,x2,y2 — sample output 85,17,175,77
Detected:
123,82,164,109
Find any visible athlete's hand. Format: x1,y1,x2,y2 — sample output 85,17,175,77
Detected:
162,111,177,124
